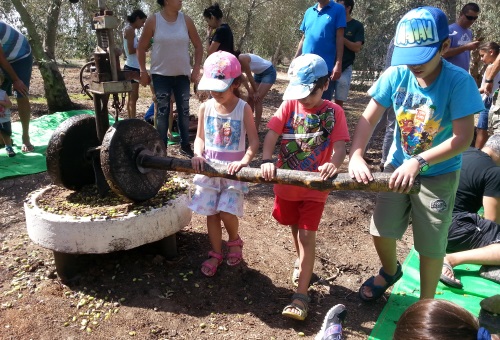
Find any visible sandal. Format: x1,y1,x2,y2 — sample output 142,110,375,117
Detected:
5,145,16,157
282,293,310,321
201,251,223,277
359,261,403,302
226,236,244,266
439,262,463,289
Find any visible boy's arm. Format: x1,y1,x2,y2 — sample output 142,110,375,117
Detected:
417,115,474,167
330,140,347,169
262,129,279,160
348,98,387,183
260,129,280,181
318,140,347,180
344,38,363,53
389,115,474,194
482,196,500,224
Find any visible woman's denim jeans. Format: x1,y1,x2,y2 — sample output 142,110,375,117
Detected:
151,74,191,147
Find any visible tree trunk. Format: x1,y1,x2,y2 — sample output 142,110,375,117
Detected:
38,60,74,112
272,39,282,66
237,0,256,52
11,0,73,113
45,0,62,59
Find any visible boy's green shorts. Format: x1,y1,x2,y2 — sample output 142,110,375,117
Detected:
370,164,460,258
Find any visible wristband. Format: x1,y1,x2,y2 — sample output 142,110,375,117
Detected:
261,159,274,164
484,78,493,83
412,155,429,173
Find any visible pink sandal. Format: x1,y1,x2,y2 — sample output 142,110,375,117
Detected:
201,251,223,277
226,236,244,266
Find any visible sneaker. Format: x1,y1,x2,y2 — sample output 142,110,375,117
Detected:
5,145,16,157
315,304,347,340
179,145,194,158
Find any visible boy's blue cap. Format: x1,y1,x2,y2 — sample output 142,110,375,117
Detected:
283,54,328,100
391,6,449,66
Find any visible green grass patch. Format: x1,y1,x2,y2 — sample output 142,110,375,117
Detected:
69,93,92,101
29,96,47,104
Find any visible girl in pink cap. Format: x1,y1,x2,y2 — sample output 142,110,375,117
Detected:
189,51,259,277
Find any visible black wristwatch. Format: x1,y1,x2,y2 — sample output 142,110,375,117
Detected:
485,78,494,83
412,155,429,173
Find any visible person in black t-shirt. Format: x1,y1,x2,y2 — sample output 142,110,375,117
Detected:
203,3,235,56
334,0,364,108
440,134,500,288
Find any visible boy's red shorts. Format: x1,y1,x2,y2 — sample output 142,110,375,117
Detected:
272,195,326,231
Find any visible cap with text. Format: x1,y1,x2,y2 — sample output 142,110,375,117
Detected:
391,6,449,66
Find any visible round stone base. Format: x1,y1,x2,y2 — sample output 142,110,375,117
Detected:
24,185,192,254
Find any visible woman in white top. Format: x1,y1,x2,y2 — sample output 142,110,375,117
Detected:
137,0,203,157
237,53,277,128
123,9,147,119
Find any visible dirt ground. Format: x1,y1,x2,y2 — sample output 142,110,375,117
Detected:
0,65,414,339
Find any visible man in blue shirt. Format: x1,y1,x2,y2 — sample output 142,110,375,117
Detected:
294,0,346,101
442,2,481,72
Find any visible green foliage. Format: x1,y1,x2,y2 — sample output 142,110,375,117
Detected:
3,0,500,86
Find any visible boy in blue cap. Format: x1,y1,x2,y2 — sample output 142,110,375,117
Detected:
261,54,349,320
348,6,484,301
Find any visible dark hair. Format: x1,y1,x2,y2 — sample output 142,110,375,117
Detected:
479,41,500,56
309,75,330,96
394,300,479,340
203,3,223,20
156,0,164,7
231,75,243,98
339,0,354,13
127,9,146,23
461,2,480,14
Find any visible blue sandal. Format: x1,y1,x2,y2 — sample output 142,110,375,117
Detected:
359,261,403,302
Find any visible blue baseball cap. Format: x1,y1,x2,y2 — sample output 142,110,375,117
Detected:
283,54,328,100
391,6,449,66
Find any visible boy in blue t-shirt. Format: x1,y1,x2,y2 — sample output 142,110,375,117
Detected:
348,6,484,301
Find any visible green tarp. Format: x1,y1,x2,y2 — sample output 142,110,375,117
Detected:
369,247,500,339
0,110,96,180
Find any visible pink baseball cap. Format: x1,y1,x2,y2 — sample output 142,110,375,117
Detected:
197,51,241,92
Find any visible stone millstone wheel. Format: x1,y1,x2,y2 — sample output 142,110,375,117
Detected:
100,119,168,202
46,114,100,190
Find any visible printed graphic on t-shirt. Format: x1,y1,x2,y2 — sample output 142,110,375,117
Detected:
456,33,471,47
396,105,441,155
280,107,335,170
206,116,242,150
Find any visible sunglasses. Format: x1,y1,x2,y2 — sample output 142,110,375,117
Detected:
464,14,478,21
